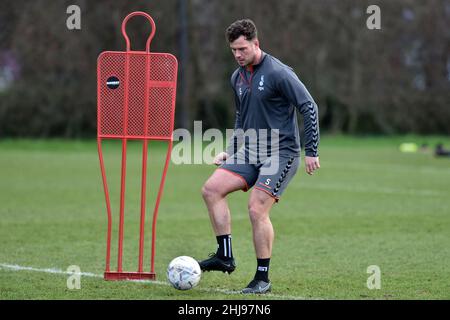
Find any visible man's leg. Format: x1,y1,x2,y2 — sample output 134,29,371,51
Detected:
242,155,300,293
201,168,247,235
248,188,276,260
199,168,247,273
240,188,275,293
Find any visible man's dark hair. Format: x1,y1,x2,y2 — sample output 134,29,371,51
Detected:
225,19,258,43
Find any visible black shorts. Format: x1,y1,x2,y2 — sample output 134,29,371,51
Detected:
219,149,300,202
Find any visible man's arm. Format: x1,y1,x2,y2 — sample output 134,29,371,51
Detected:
214,83,243,165
224,94,243,156
298,101,319,158
298,101,320,175
214,106,242,165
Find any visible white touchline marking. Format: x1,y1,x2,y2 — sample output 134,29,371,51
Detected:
0,263,319,300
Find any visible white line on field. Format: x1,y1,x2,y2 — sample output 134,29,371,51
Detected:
0,263,103,278
0,263,316,300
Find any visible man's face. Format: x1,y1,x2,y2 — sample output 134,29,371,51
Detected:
230,35,259,67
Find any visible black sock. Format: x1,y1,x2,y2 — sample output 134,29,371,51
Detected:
254,258,270,282
216,234,233,260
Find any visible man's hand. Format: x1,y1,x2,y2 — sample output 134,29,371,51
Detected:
214,152,229,166
305,156,320,175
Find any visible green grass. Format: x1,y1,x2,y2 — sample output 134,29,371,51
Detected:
1,136,450,299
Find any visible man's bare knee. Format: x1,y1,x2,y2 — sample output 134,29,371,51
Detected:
248,191,274,224
248,201,267,224
202,181,222,201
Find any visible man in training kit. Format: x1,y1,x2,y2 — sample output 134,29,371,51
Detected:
198,19,320,294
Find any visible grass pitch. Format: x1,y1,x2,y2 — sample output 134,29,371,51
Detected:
1,136,449,299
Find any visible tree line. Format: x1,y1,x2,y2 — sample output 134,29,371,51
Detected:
0,0,448,138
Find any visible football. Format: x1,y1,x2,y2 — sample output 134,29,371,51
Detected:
167,256,201,290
